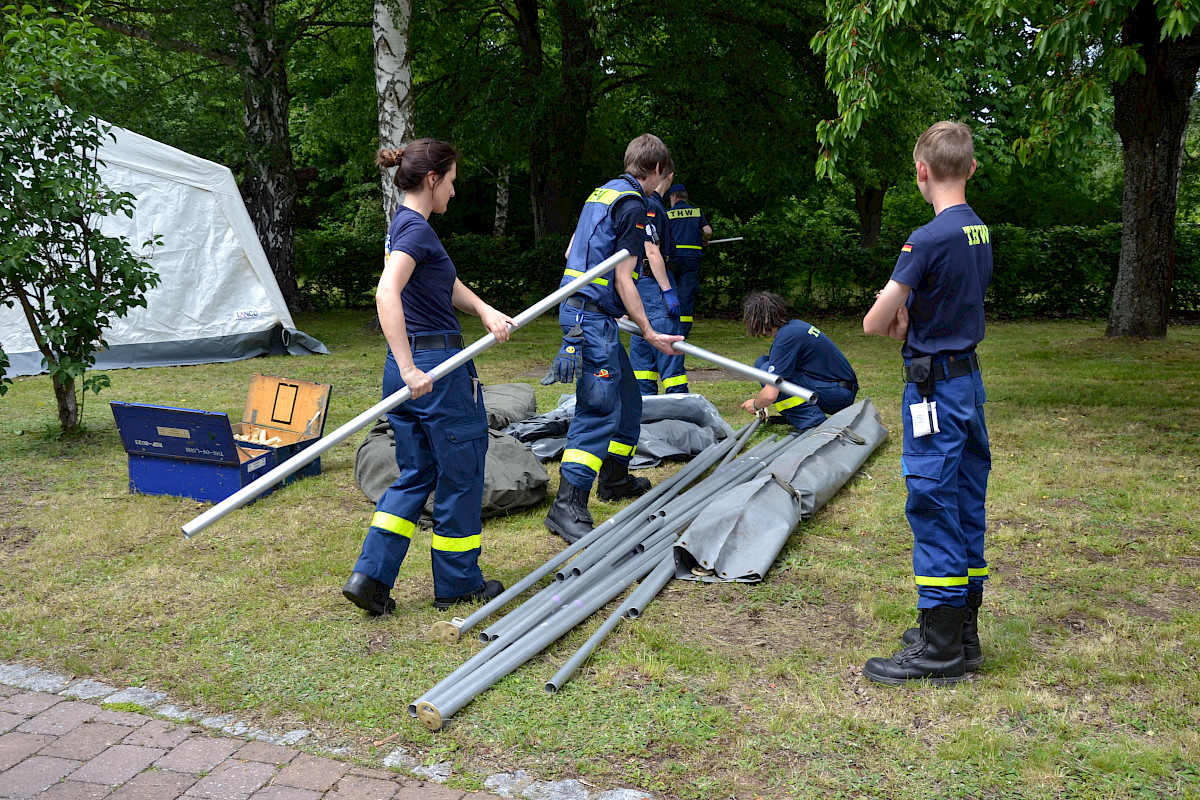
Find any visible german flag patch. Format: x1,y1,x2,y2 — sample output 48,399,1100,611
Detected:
635,223,646,230
901,243,913,253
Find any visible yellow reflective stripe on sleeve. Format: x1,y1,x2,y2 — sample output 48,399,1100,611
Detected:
371,511,416,538
563,268,609,287
968,567,989,577
676,244,703,250
679,315,693,322
431,533,482,553
587,188,641,206
771,395,806,412
662,375,688,388
914,575,970,587
634,370,660,381
607,441,635,457
563,448,603,474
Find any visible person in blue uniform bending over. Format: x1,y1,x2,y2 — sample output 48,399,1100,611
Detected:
629,167,689,396
541,133,684,544
665,184,712,336
739,292,858,434
342,139,515,616
861,121,993,685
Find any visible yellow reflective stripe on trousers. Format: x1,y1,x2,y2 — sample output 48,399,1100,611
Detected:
676,244,702,250
771,395,806,412
968,567,989,577
662,375,688,389
914,575,970,586
563,448,603,474
633,370,659,381
679,315,693,322
607,441,635,457
564,268,608,287
431,533,482,553
370,511,415,538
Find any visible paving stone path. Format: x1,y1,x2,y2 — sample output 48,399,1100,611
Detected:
0,664,653,800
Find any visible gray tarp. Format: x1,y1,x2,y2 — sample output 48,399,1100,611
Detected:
354,383,549,522
674,398,888,583
502,393,735,468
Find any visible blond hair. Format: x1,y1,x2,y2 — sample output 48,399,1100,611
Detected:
624,134,672,180
913,122,974,181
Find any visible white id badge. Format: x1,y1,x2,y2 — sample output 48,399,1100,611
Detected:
910,400,940,437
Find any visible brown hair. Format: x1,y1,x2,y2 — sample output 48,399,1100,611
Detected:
913,121,974,181
377,138,458,192
742,291,791,338
623,134,672,180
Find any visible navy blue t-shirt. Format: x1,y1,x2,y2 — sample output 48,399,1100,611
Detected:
890,204,992,358
764,319,857,386
385,206,460,334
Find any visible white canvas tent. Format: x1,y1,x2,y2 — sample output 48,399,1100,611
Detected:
0,123,327,377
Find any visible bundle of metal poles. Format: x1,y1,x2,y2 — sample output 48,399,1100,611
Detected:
410,416,820,731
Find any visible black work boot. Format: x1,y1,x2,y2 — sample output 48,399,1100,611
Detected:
902,592,983,670
342,572,396,616
596,458,651,501
544,479,594,544
864,604,967,686
434,578,505,611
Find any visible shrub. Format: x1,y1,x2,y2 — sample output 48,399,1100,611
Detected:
295,226,380,308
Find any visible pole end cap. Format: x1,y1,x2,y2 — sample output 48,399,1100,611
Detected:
429,621,461,644
415,701,444,731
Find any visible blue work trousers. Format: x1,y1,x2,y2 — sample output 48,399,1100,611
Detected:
559,305,641,490
352,344,489,599
629,273,687,395
900,360,990,608
669,259,700,336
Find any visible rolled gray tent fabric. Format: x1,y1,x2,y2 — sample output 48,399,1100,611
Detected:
674,398,888,583
504,393,733,467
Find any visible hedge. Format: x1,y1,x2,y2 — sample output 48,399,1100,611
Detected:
294,219,1200,318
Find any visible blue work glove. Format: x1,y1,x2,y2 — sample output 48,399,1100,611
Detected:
663,288,681,319
541,323,584,385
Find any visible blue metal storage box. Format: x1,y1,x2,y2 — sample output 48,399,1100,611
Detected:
110,374,331,503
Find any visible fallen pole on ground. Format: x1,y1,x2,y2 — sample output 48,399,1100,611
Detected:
181,249,631,538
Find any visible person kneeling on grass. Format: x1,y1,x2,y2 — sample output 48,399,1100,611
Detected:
739,291,859,435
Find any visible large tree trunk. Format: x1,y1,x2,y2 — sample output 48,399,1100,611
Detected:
520,0,596,240
374,0,414,221
854,182,888,247
234,0,303,312
1108,0,1200,338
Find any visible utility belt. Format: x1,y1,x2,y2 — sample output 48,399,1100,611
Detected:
409,332,465,350
903,352,980,398
564,295,607,315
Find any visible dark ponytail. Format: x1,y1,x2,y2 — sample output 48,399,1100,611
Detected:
377,138,458,192
742,291,791,338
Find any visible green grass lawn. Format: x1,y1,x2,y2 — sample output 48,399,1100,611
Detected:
2,311,1199,799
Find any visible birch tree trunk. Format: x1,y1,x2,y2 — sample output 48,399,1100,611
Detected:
375,0,414,221
493,165,510,237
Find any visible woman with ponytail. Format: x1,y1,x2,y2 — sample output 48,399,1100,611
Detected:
342,139,512,616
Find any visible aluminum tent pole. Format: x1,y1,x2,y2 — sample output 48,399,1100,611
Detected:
182,249,631,538
706,236,744,244
431,420,754,643
614,318,813,402
413,537,675,730
544,552,676,695
717,416,761,468
411,538,672,729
